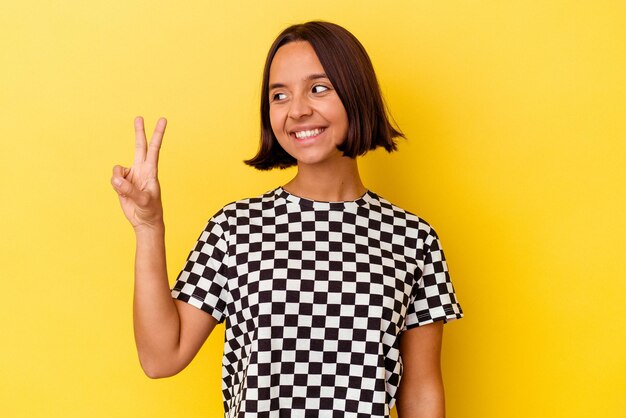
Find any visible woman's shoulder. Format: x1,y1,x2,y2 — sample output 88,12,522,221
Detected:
369,191,439,240
222,187,279,210
209,187,281,219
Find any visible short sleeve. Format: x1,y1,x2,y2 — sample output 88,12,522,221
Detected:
404,227,463,330
171,210,230,323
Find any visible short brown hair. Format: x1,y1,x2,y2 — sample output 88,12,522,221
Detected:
244,21,404,170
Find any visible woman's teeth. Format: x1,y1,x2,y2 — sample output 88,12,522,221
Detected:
295,128,324,139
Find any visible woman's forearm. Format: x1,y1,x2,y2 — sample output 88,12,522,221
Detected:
396,381,445,418
132,224,181,377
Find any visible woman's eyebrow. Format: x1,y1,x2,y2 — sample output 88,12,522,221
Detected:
306,73,328,81
269,73,329,90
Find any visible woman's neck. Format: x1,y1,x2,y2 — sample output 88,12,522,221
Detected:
282,158,366,202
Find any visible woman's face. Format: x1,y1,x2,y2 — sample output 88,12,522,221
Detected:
268,41,349,167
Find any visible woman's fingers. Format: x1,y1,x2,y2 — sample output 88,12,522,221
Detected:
134,116,147,166
111,165,142,202
146,117,167,166
132,116,166,167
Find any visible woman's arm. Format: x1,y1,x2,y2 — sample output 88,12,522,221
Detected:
132,224,218,378
112,117,217,378
396,321,445,418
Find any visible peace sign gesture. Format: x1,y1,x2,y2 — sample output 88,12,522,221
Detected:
111,117,167,231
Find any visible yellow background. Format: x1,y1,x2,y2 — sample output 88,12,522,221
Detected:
1,1,624,417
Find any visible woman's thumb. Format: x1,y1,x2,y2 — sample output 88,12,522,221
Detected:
112,175,133,197
111,165,136,199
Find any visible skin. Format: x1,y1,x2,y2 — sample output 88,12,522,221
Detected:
396,321,446,417
268,41,365,201
111,40,446,417
111,117,217,378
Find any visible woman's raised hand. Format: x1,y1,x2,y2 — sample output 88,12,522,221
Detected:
111,117,167,231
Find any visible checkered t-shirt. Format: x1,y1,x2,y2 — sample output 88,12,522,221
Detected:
172,187,463,417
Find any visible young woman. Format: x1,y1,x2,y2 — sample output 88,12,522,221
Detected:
111,21,463,418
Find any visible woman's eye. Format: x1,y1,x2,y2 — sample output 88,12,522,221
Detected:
312,85,329,93
272,92,287,101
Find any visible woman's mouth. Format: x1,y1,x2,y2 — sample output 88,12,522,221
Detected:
293,127,325,140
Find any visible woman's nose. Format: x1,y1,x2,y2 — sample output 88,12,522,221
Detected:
288,94,313,119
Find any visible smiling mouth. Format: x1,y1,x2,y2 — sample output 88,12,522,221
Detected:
293,128,325,139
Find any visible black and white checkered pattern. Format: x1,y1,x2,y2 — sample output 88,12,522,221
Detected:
172,187,463,417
